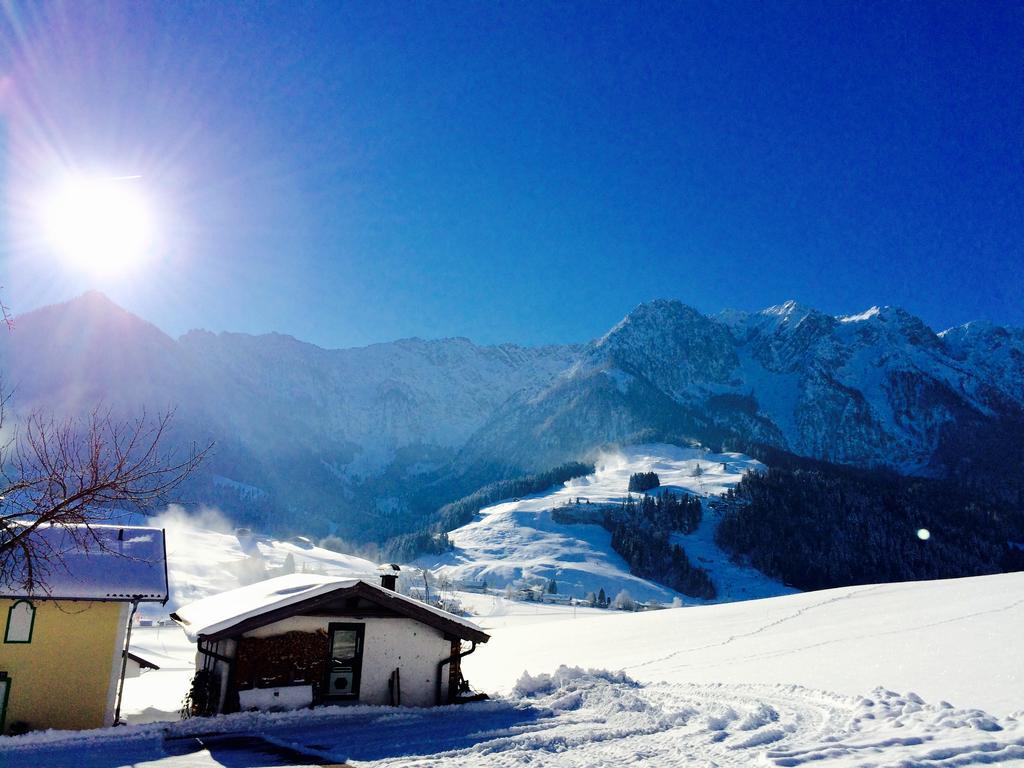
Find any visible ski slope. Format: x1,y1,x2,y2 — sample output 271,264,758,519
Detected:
420,444,795,604
2,572,1021,767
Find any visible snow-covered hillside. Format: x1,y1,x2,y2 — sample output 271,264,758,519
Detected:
141,508,380,621
420,444,795,604
5,572,1021,767
469,572,1024,717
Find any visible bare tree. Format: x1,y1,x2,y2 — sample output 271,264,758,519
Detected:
0,399,207,594
0,290,12,332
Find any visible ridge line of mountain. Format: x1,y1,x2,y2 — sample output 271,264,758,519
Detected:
2,290,1022,542
15,290,1022,354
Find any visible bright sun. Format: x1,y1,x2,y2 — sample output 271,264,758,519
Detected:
38,175,154,277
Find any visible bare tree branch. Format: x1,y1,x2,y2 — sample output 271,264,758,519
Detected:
0,397,210,594
0,289,13,332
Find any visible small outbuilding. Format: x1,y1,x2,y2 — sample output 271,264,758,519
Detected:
0,523,169,733
123,650,161,679
170,571,490,715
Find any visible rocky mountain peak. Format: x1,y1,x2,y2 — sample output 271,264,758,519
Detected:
587,300,738,394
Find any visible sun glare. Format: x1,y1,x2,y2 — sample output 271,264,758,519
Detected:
38,175,154,277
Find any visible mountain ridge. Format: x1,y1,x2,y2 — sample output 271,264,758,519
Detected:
22,290,1022,357
2,292,1022,539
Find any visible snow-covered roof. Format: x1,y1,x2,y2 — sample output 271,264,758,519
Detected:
0,523,169,602
170,573,489,643
125,650,161,670
172,574,356,640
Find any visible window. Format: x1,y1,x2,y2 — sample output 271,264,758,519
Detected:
5,601,35,644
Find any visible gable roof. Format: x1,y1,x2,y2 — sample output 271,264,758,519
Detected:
170,573,489,644
0,523,169,603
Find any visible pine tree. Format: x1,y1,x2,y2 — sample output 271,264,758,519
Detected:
628,472,661,493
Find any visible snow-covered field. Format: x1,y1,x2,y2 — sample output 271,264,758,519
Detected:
5,571,1021,767
420,443,795,604
468,573,1024,717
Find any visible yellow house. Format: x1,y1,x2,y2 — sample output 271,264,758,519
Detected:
0,524,168,733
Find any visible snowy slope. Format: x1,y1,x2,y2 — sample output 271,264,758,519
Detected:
141,508,380,621
420,444,795,605
468,572,1024,717
4,572,1021,767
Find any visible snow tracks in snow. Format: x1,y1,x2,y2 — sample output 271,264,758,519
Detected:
1,669,1021,767
374,669,1024,767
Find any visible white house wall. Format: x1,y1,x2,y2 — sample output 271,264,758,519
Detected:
244,615,452,707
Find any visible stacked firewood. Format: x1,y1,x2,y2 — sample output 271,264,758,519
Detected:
235,629,330,695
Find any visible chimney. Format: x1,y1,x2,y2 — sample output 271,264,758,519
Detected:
377,563,401,591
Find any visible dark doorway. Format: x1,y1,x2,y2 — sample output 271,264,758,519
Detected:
325,623,364,701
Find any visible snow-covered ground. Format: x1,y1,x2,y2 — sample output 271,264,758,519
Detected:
419,443,795,605
7,446,1020,765
450,589,609,629
468,572,1024,717
5,571,1021,767
121,626,197,724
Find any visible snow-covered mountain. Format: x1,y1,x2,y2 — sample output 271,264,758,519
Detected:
0,292,579,537
2,292,1022,538
460,299,1024,482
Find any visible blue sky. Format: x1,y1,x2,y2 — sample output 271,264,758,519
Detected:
1,2,1021,347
